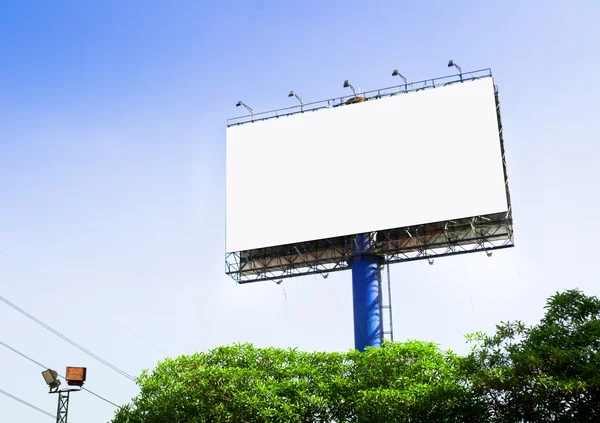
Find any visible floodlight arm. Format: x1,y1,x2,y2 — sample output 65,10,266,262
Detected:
344,83,357,98
236,101,254,121
448,60,463,81
392,70,408,92
289,91,304,112
392,71,407,84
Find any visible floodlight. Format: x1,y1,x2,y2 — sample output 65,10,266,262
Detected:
343,80,357,98
486,251,493,257
42,369,61,390
65,367,87,387
447,60,462,80
428,258,434,265
322,273,329,279
392,69,407,84
392,69,407,92
235,101,254,121
288,91,304,112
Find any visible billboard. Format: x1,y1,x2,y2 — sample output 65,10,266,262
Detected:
226,71,513,282
227,77,507,251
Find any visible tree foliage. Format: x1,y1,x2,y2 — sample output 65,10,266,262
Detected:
111,341,477,423
112,290,600,423
465,289,600,422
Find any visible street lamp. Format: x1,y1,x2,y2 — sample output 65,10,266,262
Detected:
42,367,86,423
236,101,254,121
288,91,304,112
447,60,463,81
392,69,407,92
343,80,357,98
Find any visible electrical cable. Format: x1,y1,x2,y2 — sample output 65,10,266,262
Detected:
0,250,170,357
0,340,120,408
0,294,136,382
0,388,54,419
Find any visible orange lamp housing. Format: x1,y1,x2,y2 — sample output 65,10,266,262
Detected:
65,367,87,387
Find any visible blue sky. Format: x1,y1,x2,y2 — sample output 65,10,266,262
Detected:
1,1,599,422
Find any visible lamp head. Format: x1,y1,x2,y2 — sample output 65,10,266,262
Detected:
236,101,242,107
392,69,399,76
448,60,455,67
343,80,350,88
42,369,61,390
65,367,87,387
288,91,295,97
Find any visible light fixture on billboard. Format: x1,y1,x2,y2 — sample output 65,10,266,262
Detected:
343,80,357,98
274,279,283,285
288,91,304,112
236,101,254,121
486,251,493,257
428,258,434,266
447,60,463,81
322,273,329,279
392,69,408,92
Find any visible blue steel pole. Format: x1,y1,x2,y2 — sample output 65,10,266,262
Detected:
350,233,383,351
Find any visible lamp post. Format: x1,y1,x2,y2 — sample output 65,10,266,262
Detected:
343,80,357,98
392,69,408,92
288,91,304,112
236,101,254,121
447,60,463,82
42,367,87,423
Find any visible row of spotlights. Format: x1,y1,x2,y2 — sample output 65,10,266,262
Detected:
237,60,463,114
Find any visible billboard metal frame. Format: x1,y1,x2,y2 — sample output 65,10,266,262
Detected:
225,69,514,283
228,68,493,127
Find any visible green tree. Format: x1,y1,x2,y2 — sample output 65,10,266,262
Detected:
111,290,600,422
465,289,600,422
111,341,479,423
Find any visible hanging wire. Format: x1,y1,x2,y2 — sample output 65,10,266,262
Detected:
0,295,136,382
0,388,54,419
0,250,170,356
0,340,119,408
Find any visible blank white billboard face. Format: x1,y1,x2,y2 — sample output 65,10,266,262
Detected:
226,77,508,253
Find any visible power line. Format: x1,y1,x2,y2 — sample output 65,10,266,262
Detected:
0,340,120,408
0,294,136,382
80,388,120,408
0,388,54,419
0,250,170,356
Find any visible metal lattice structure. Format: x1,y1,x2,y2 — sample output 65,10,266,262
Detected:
226,211,513,283
56,391,69,423
225,68,514,284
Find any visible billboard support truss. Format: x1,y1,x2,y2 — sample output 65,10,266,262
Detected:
226,211,513,283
